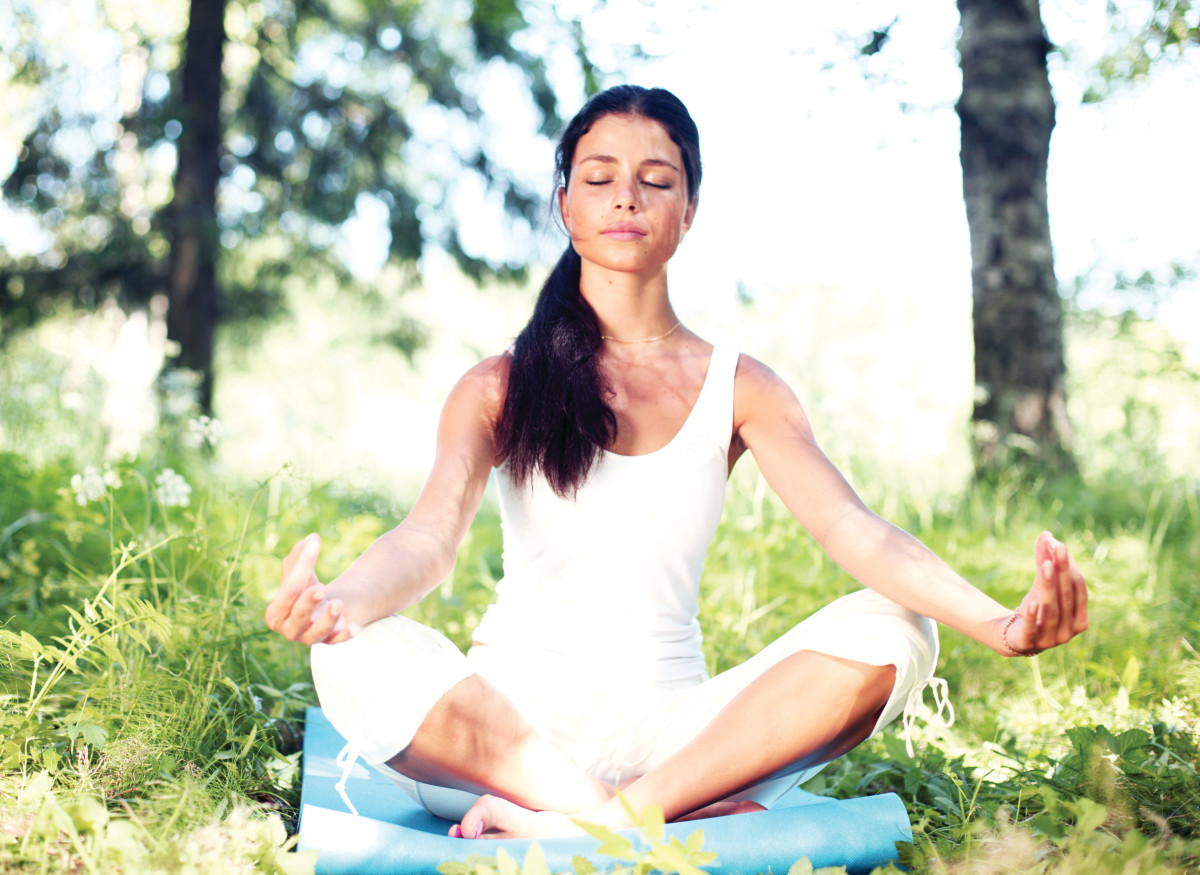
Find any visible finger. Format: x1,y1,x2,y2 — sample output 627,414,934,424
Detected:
325,619,362,646
1052,548,1076,645
1035,530,1055,568
278,533,319,585
266,535,321,629
1034,558,1060,648
300,598,343,646
284,534,322,592
278,584,328,641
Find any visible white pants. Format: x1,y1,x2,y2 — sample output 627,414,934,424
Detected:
311,588,940,821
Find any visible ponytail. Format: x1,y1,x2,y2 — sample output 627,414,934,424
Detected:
497,85,701,497
497,246,616,497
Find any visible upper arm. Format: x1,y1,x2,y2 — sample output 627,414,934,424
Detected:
400,354,510,554
733,355,869,548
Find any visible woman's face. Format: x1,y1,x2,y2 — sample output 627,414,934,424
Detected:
558,113,697,279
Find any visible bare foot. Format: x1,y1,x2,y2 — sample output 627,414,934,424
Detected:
676,799,767,821
450,794,587,840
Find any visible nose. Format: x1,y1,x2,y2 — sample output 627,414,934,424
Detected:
612,178,640,212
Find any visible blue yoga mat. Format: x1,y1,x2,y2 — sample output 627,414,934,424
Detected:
297,706,911,874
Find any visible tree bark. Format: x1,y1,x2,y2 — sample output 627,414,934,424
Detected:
165,0,227,413
957,0,1072,467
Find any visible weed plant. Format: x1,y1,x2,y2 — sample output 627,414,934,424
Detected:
1,336,1199,872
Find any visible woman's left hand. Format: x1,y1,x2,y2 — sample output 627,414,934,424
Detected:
999,531,1089,656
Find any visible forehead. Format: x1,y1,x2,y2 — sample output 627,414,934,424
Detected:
571,114,681,168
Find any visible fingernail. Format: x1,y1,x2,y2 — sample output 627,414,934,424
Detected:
305,534,320,553
474,823,482,839
450,825,461,838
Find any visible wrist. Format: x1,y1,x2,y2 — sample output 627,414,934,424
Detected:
999,610,1042,657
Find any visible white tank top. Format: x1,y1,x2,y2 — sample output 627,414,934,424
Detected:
472,345,739,681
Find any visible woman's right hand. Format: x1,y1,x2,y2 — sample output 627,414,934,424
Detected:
264,534,360,646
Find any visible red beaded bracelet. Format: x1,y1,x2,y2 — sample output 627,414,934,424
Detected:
1001,610,1042,657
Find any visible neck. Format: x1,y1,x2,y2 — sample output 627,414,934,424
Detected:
579,262,678,345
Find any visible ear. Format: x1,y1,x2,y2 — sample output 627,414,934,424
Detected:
558,186,572,233
680,196,698,237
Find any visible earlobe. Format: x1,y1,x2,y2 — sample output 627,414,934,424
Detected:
681,197,699,236
558,186,572,233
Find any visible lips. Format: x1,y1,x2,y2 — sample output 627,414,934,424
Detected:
602,223,647,240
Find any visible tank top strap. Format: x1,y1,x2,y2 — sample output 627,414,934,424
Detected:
688,344,739,450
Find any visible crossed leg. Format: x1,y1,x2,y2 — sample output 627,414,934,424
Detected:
383,650,896,839
386,673,612,815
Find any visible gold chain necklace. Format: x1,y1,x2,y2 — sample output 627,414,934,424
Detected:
601,321,682,344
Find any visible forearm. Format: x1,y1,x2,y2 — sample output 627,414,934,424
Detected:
822,506,1011,652
324,522,457,630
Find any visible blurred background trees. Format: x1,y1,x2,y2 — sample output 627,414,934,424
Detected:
1,0,1196,470
1,0,610,409
956,0,1070,466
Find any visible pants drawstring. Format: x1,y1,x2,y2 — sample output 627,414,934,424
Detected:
900,675,955,758
334,739,362,817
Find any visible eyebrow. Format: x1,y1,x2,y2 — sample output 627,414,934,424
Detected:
577,154,681,172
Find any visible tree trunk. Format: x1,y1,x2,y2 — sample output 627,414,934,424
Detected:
957,0,1072,467
165,0,227,413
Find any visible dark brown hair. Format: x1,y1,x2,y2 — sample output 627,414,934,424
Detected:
496,85,702,497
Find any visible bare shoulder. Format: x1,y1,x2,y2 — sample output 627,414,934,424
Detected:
733,353,805,414
733,353,815,445
446,354,511,415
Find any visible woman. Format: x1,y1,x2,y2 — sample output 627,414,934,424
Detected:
265,85,1088,840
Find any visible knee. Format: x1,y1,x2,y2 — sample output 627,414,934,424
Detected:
865,663,897,706
802,652,896,710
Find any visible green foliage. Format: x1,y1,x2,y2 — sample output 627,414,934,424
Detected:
2,327,1199,872
1086,1,1200,101
435,800,717,875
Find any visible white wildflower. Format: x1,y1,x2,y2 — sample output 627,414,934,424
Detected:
70,466,108,506
184,415,224,449
155,468,192,508
1157,697,1193,733
103,467,123,489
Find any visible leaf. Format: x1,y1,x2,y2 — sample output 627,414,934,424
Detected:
1072,797,1108,833
64,795,109,834
571,855,597,874
0,629,42,658
639,803,664,843
495,847,520,875
275,847,320,875
17,770,54,806
1113,728,1152,755
1120,655,1140,691
73,722,108,748
575,820,636,861
520,842,550,875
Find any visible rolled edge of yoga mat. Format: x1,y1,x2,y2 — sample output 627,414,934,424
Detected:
298,706,911,875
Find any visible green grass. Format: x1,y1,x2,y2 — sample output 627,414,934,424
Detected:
1,330,1199,872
